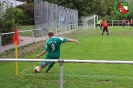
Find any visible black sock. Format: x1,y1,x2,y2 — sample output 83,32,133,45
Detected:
107,33,109,36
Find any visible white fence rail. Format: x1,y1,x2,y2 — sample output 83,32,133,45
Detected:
1,58,133,88
1,59,133,64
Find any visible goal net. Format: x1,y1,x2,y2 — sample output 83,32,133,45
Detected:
112,20,129,26
81,14,98,30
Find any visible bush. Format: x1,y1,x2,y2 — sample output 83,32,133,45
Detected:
17,3,34,25
1,7,25,45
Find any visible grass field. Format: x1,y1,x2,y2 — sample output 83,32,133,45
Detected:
1,26,133,88
19,25,34,36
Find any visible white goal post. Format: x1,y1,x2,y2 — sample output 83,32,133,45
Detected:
81,14,98,30
112,20,129,26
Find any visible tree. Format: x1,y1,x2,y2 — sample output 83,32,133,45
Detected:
17,3,34,25
0,0,25,44
25,0,34,3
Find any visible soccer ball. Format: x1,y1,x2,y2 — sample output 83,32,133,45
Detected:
34,66,41,73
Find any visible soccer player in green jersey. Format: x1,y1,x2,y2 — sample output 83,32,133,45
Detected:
35,30,78,73
96,20,100,28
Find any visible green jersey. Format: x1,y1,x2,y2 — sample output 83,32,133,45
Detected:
44,37,67,59
97,20,100,24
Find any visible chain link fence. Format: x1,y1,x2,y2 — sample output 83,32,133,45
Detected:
34,0,78,35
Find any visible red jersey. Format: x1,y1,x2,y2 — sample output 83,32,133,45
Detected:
102,22,109,28
122,19,126,24
129,20,133,24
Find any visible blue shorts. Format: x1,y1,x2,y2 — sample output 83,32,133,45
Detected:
130,24,133,26
122,23,125,26
103,28,108,32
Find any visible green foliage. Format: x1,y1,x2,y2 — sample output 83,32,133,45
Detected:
12,8,25,25
1,5,15,44
26,0,34,3
0,1,25,45
0,19,2,33
17,3,34,25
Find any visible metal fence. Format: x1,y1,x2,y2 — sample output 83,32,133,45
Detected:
112,20,129,26
34,0,78,31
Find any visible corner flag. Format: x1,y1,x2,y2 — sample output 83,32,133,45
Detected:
12,27,20,45
12,27,20,75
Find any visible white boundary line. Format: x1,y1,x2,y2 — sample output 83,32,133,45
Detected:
20,65,36,74
76,29,96,40
84,29,96,36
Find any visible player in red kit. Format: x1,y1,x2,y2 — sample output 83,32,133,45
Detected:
102,21,109,36
122,19,126,28
129,19,133,30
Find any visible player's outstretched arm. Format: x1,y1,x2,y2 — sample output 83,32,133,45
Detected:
35,50,47,58
67,38,78,45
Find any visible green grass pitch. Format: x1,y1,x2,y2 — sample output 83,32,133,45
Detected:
1,26,133,88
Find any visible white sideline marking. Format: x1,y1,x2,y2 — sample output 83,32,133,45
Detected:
21,73,133,79
77,29,96,40
84,29,95,36
20,65,36,74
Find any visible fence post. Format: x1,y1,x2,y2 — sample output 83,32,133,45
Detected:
0,35,2,52
32,29,34,42
59,60,64,88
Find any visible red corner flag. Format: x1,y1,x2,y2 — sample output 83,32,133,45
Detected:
12,27,20,45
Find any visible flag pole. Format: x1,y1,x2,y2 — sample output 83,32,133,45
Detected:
12,27,20,75
14,1,18,75
15,41,18,75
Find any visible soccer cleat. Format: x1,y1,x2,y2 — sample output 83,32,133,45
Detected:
41,64,48,68
45,71,50,74
102,33,103,36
